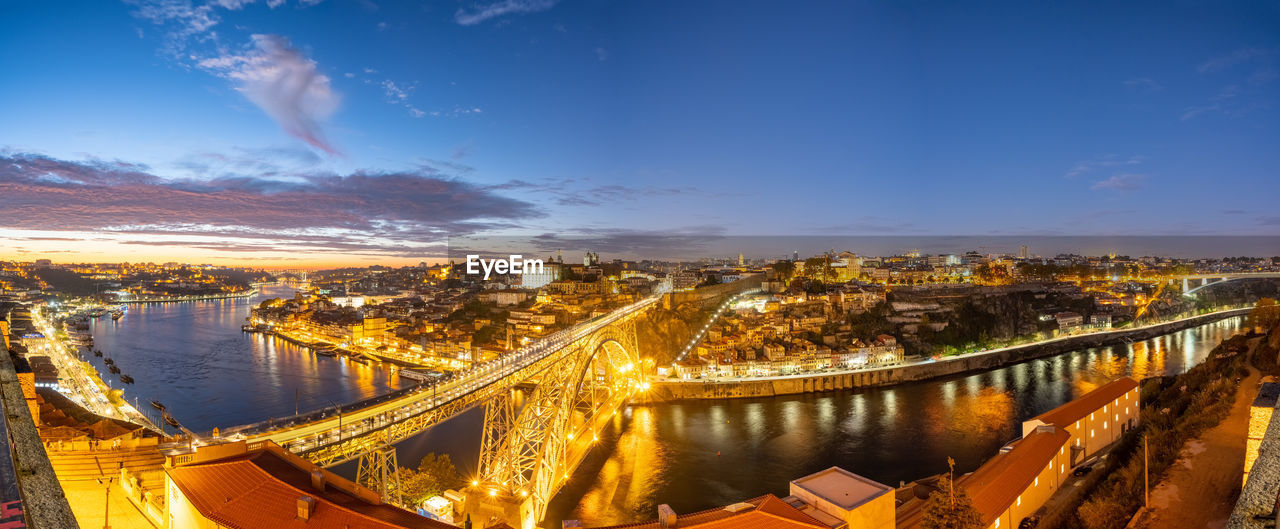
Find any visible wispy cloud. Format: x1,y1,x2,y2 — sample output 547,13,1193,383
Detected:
0,151,541,257
1198,48,1269,73
1122,77,1162,93
1064,155,1143,179
594,47,609,61
1185,48,1277,121
455,0,559,26
198,35,341,153
487,178,712,208
1091,173,1145,191
128,3,344,153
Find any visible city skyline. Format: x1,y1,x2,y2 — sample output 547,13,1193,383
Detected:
2,0,1279,267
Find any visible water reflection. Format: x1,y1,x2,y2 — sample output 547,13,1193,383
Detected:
87,292,1243,525
545,316,1244,527
87,285,408,431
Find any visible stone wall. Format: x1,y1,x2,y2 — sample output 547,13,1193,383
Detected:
0,338,79,528
636,307,1250,403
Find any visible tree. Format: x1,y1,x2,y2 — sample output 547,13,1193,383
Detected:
771,260,796,279
397,453,464,505
1248,298,1280,330
920,459,983,529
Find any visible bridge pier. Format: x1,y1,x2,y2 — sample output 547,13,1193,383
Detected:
461,487,534,529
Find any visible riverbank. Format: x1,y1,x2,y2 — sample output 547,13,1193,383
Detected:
244,326,424,368
118,288,258,304
634,307,1251,403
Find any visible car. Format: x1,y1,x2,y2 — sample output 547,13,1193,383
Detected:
1072,465,1093,477
1019,515,1040,529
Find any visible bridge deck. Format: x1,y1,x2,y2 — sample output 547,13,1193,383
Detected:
213,295,661,466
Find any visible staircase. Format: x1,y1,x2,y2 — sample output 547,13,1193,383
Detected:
48,446,166,482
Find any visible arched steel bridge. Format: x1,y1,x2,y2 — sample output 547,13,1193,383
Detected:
1172,272,1280,295
212,293,663,527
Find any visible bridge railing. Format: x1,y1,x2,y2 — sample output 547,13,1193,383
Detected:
223,294,662,443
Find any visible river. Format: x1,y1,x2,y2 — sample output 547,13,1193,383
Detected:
86,285,411,431
83,285,1244,527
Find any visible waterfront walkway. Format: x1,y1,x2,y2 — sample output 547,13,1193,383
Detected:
1131,337,1263,529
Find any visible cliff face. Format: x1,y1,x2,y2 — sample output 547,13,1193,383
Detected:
633,302,712,365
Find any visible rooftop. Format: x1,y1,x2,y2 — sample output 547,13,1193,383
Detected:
897,426,1071,529
591,494,826,529
961,427,1071,525
167,442,451,529
1030,377,1139,428
791,466,894,511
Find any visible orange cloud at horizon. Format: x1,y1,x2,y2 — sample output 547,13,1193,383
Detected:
1,229,449,270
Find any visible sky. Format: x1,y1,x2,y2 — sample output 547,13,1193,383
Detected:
1,0,1278,267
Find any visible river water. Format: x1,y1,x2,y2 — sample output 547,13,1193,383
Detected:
84,285,1244,527
86,285,411,431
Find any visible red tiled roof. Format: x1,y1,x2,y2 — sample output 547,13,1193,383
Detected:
168,450,451,529
897,428,1070,529
1030,377,1139,428
959,427,1070,525
591,495,826,529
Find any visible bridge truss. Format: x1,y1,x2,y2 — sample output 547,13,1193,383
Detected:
475,319,644,525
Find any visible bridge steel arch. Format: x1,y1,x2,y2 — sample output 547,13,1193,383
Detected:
1178,273,1280,296
474,319,644,528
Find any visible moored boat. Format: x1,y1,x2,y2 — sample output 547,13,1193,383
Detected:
108,365,120,374
150,400,165,410
120,374,134,384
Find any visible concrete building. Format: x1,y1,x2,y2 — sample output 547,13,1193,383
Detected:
589,466,894,529
788,466,895,528
1053,312,1084,333
900,377,1141,529
1021,377,1141,466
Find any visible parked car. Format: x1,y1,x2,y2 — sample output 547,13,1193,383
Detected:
1072,465,1093,477
1019,515,1040,529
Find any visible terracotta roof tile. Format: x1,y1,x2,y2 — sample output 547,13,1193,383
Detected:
590,495,826,529
1030,377,1138,428
958,427,1070,526
168,452,450,529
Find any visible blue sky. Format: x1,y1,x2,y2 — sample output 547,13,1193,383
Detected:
0,0,1277,265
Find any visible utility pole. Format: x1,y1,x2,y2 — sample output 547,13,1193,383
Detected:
947,456,956,509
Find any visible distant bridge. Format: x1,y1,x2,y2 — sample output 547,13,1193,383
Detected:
1172,272,1280,296
212,293,662,528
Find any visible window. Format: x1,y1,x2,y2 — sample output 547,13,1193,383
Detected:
1017,495,1022,506
1060,464,1064,473
1034,476,1039,487
1091,429,1095,438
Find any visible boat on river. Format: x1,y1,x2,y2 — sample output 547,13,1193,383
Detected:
163,413,180,428
103,357,114,365
108,365,120,374
93,349,103,357
119,374,134,384
151,400,165,410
